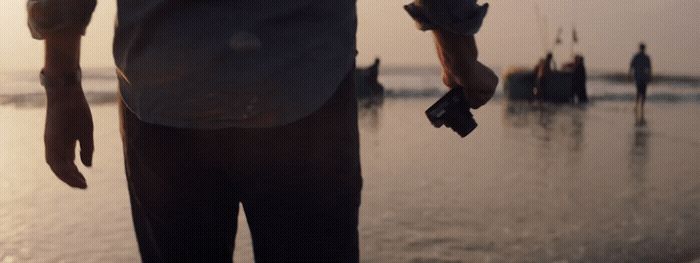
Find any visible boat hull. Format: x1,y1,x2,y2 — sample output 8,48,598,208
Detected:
504,69,575,103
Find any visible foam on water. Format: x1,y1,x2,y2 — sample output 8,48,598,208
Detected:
2,69,698,107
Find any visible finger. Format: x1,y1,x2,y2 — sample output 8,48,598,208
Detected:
61,166,87,189
466,88,489,109
469,69,499,109
79,131,94,167
45,136,87,189
47,158,87,189
468,91,492,109
66,139,77,163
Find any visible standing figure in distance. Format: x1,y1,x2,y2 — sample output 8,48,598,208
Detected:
572,55,588,103
535,52,554,102
630,43,652,113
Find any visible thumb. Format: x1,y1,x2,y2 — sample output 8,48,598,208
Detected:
79,131,94,167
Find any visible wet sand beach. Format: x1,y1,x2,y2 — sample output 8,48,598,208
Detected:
1,99,698,262
1,72,699,262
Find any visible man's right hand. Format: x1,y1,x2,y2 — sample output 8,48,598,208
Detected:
442,60,498,109
432,30,498,109
44,74,94,189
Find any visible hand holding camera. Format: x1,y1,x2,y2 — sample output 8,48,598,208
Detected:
426,86,478,138
405,0,498,138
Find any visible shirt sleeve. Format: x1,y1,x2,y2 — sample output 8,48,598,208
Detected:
404,0,489,36
27,0,97,40
645,56,652,70
631,55,640,68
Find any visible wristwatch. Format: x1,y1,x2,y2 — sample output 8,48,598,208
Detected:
40,69,82,90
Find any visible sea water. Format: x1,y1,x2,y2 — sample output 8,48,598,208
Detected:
1,69,699,262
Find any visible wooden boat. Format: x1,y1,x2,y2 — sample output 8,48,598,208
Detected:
503,67,575,103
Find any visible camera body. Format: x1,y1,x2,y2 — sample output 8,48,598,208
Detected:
425,86,478,137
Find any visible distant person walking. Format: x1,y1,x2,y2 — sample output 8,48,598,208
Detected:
630,43,652,111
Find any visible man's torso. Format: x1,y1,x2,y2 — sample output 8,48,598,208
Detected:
114,0,358,129
631,52,651,83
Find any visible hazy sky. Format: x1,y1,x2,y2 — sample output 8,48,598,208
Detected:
1,0,698,75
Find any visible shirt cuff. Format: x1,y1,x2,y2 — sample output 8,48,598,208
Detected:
27,0,96,40
404,0,489,36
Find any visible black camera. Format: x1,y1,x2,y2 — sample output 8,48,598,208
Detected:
425,86,477,138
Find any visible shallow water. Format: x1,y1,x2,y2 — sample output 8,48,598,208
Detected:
1,71,699,262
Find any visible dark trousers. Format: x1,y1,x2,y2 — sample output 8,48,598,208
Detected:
636,81,648,97
573,82,588,103
120,73,362,262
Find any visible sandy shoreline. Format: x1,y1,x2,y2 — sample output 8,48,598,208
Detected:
1,99,699,262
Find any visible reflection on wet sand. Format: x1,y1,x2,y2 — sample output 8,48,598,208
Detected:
358,98,384,132
502,102,587,153
1,99,698,262
630,114,650,183
498,102,700,262
625,114,651,219
501,102,589,183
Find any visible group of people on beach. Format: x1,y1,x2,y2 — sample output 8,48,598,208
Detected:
532,42,652,110
533,52,589,104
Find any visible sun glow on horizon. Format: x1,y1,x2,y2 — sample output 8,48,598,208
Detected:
1,0,698,75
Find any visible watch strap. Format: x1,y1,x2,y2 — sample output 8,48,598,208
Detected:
40,69,82,89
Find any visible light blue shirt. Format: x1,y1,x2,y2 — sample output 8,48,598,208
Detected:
28,0,487,129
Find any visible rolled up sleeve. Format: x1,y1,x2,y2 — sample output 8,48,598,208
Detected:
404,0,489,36
27,0,97,39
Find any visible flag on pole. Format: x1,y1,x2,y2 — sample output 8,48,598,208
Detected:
555,27,563,45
